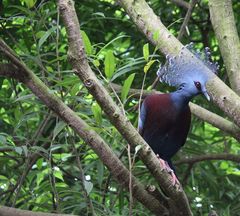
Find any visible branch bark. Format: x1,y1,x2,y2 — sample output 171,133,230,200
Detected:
0,206,73,216
58,0,192,215
209,0,240,95
175,153,240,165
0,42,168,215
117,0,240,128
170,0,190,10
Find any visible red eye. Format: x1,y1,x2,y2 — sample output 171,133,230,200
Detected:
194,81,201,90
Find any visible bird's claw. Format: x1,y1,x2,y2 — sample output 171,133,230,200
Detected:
168,170,180,186
157,155,180,187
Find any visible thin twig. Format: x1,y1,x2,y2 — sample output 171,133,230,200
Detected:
127,144,133,216
49,139,60,213
71,138,96,216
11,157,31,207
102,147,127,205
31,111,53,146
181,164,194,186
177,0,199,41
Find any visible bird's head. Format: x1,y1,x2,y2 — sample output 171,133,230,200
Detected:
178,76,210,101
157,43,218,101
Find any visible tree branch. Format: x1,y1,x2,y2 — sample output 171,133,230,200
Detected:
209,0,240,95
110,83,240,141
58,0,192,215
71,142,96,215
189,103,240,141
0,206,73,216
117,0,240,128
170,0,190,10
0,42,168,215
175,153,240,165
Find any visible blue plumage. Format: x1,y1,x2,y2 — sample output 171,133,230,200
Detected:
139,45,218,178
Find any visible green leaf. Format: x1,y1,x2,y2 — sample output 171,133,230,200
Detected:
36,31,46,39
121,73,135,102
0,135,6,145
38,26,57,48
93,59,100,67
53,121,67,139
31,146,49,155
143,43,149,61
104,50,116,79
22,145,28,157
55,77,79,87
14,146,23,155
93,12,105,17
153,30,160,42
70,83,81,96
54,170,64,181
36,158,43,170
97,35,129,56
144,60,156,73
134,145,142,155
0,78,4,91
15,94,34,102
80,30,92,55
220,161,229,170
0,175,8,181
84,180,93,195
36,172,45,186
91,102,102,125
23,0,37,8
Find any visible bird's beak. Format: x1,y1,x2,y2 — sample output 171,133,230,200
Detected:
202,91,210,101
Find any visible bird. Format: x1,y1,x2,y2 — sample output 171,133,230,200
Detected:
139,44,218,184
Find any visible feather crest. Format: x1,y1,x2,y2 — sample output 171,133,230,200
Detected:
157,43,219,87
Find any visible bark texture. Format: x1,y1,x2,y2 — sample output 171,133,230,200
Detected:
0,206,73,216
176,153,240,165
209,0,240,95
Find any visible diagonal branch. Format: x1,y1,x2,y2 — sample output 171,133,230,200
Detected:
170,0,190,10
58,0,192,215
175,153,240,165
117,0,240,128
0,42,168,215
209,0,240,95
0,206,74,216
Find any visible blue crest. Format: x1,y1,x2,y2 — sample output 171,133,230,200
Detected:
157,43,219,87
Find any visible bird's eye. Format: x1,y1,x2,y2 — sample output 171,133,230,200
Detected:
194,81,201,90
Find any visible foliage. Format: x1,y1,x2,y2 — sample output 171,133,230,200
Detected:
0,0,240,215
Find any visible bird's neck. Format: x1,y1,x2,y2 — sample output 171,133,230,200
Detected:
170,88,193,110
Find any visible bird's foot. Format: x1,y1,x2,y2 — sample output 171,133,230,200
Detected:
156,155,180,187
168,170,180,186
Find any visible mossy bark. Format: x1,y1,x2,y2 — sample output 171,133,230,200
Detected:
209,0,240,95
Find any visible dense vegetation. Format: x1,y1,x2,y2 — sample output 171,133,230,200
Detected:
0,0,240,215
